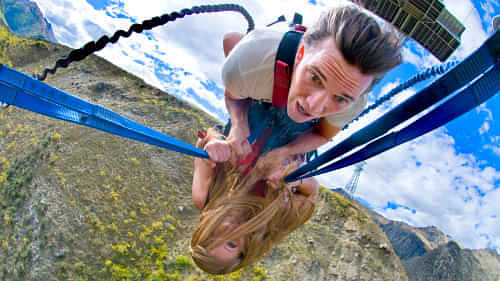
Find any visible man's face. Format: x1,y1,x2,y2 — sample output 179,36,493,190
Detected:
287,38,375,123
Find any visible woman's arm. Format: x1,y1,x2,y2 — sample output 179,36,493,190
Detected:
192,135,219,210
192,156,215,211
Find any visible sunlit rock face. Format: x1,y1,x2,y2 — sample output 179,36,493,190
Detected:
0,0,57,42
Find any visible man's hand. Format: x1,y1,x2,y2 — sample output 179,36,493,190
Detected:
227,125,252,158
204,138,233,163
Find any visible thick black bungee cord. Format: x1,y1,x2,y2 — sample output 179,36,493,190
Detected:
33,3,457,123
35,4,255,81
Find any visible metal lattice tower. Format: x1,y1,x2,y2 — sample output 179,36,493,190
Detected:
345,161,366,196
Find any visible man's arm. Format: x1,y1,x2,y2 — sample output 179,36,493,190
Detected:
256,119,340,172
223,32,244,57
224,92,252,157
224,91,250,129
273,117,340,156
223,32,253,157
275,131,329,157
256,130,328,173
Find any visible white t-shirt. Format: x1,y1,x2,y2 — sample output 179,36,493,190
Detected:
221,28,367,129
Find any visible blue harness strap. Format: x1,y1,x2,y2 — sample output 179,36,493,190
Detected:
285,30,500,182
290,61,500,180
0,64,208,158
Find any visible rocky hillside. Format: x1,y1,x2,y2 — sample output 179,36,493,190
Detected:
341,189,500,281
0,0,56,42
0,26,408,280
403,241,488,281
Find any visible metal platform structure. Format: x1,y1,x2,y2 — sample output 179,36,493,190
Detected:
355,0,465,61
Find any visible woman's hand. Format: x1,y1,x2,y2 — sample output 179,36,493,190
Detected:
256,148,294,190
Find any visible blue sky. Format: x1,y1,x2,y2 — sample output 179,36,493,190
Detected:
33,0,499,253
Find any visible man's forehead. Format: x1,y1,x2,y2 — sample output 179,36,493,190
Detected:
307,45,373,95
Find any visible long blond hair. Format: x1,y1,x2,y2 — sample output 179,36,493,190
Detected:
191,130,315,274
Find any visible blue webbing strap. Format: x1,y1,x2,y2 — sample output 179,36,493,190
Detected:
0,64,208,158
285,30,500,182
290,62,500,180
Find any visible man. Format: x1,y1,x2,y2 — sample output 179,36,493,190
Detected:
206,4,402,169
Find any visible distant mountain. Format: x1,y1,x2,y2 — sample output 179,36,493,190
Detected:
0,0,56,42
403,241,488,281
331,188,500,281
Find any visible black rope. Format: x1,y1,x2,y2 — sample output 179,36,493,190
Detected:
343,60,459,130
35,3,255,81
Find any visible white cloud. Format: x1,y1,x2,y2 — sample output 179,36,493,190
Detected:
317,129,500,250
484,144,500,157
32,0,500,252
479,121,491,135
480,0,500,33
477,103,494,120
401,45,421,66
441,0,489,60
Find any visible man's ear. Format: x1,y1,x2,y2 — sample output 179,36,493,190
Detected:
295,44,305,64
